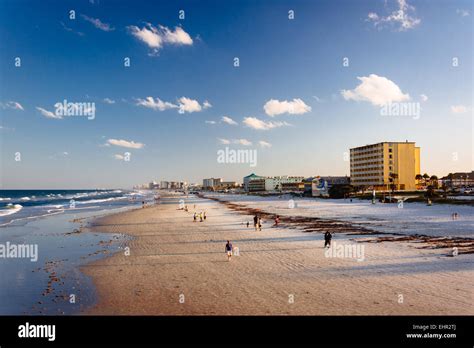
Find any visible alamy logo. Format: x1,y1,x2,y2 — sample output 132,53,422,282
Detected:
18,322,55,341
217,147,257,167
380,102,420,120
0,242,38,262
324,241,365,262
54,99,96,120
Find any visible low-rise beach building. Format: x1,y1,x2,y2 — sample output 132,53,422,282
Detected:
203,178,223,190
440,171,474,189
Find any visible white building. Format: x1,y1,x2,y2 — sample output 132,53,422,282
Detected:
203,178,222,189
264,176,305,191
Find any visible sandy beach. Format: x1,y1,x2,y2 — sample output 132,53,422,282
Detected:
82,193,473,315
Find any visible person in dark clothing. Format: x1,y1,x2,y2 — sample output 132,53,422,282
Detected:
274,215,280,226
253,215,258,229
324,231,332,248
225,240,233,261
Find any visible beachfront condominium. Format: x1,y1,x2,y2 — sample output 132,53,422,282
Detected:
203,178,223,190
350,141,421,191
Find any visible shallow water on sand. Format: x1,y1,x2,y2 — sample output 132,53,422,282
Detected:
0,208,131,315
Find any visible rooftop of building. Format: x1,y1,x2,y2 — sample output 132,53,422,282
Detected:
350,141,417,150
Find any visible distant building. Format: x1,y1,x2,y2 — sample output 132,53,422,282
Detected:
203,178,223,190
243,173,264,191
148,181,159,189
160,181,169,189
219,181,240,189
248,177,266,192
440,171,474,188
311,176,350,197
350,141,420,191
243,174,304,192
264,176,305,191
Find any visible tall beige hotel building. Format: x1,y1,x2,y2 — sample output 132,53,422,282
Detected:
350,141,421,191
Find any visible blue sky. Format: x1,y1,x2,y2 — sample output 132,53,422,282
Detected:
0,0,472,189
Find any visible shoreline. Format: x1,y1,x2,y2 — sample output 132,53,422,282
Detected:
0,206,134,315
81,193,473,315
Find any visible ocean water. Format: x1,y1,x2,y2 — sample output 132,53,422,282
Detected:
0,189,153,226
0,189,157,315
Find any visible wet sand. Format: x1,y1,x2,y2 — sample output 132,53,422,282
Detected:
82,193,473,315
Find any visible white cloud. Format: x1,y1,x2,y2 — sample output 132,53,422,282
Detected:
136,96,208,114
81,15,114,31
341,74,410,106
263,98,311,117
128,23,192,55
367,0,421,31
203,100,212,109
243,117,290,130
114,154,125,160
218,138,231,145
107,138,145,149
420,94,428,102
177,97,202,114
1,101,24,110
129,24,162,49
233,139,252,146
221,116,238,125
451,105,469,114
259,140,272,148
160,25,193,45
36,106,62,119
456,9,470,17
205,120,216,124
136,97,178,111
103,98,115,104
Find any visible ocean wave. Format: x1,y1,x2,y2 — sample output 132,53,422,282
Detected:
0,209,64,227
74,196,127,205
0,204,23,217
0,197,12,201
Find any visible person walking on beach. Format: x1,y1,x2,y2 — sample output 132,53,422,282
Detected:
274,215,280,226
324,231,332,248
203,211,206,221
253,215,258,230
258,217,262,231
246,221,249,228
225,240,233,261
193,212,197,222
199,212,203,222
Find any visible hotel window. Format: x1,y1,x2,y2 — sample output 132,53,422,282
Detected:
389,148,392,153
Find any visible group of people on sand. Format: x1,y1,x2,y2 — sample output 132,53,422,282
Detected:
251,214,262,231
193,211,206,222
245,214,282,230
451,212,460,220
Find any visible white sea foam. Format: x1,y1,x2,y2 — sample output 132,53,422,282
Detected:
0,204,23,217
